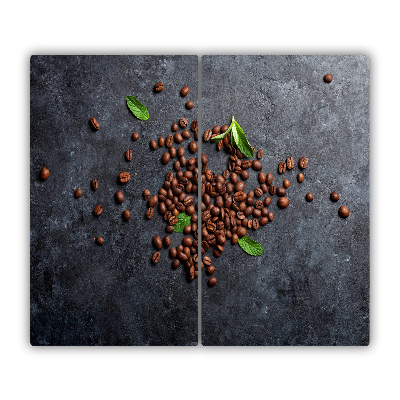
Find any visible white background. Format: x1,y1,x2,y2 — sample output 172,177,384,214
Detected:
0,1,398,399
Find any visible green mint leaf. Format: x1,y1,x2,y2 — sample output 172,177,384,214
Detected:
211,120,234,143
126,96,149,121
233,121,253,157
174,212,191,233
238,236,263,256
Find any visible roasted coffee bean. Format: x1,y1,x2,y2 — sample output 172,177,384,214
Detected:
283,179,290,189
235,181,245,192
203,129,212,142
94,204,103,216
189,141,198,154
148,195,158,208
146,207,154,219
158,202,167,214
278,161,286,174
286,157,294,170
255,200,263,209
185,100,194,110
297,173,304,183
268,212,274,222
119,172,131,183
152,252,161,264
171,259,180,269
299,156,309,169
180,86,189,96
208,277,217,287
255,187,263,197
169,147,177,159
278,197,289,208
149,139,158,150
89,117,100,130
266,173,273,185
171,123,179,132
206,265,216,275
115,190,124,204
177,146,185,158
330,192,339,202
153,236,162,250
154,81,164,92
96,236,104,246
132,132,139,141
257,149,263,159
231,233,239,245
260,217,268,226
252,218,260,230
264,196,271,207
182,237,193,247
253,208,262,219
237,226,247,238
182,130,191,140
261,206,268,216
169,247,177,259
276,187,286,197
178,251,188,262
244,206,253,217
179,117,188,128
125,149,133,161
203,256,212,266
40,167,50,181
161,152,171,164
173,133,182,145
210,125,220,135
261,184,268,193
234,191,247,202
165,135,174,147
305,192,314,202
269,185,276,195
143,189,151,200
91,178,98,190
324,74,333,83
191,120,198,133
122,209,131,221
338,205,349,218
258,171,266,184
217,141,223,151
220,124,229,133
163,235,171,248
74,188,82,198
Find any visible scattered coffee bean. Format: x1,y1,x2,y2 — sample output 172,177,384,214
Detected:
186,101,194,110
221,125,229,133
89,117,100,130
95,236,104,246
94,205,103,216
115,190,124,204
182,130,191,139
266,173,273,185
338,206,349,218
297,173,304,183
264,196,271,207
158,137,165,147
179,117,188,128
40,167,50,181
180,86,189,97
74,188,82,198
257,149,263,159
91,178,98,190
153,236,163,250
171,259,180,269
286,157,294,170
299,156,308,169
125,149,133,161
143,189,150,200
252,160,262,171
161,152,171,164
149,140,158,150
132,132,139,141
283,179,290,189
324,74,333,83
277,197,289,208
119,172,131,183
152,252,161,263
154,82,164,92
212,125,220,135
190,120,198,133
269,185,276,195
330,192,339,202
276,187,286,197
206,265,216,275
278,161,286,174
171,123,179,132
189,141,198,154
305,192,314,202
208,277,217,287
146,207,154,219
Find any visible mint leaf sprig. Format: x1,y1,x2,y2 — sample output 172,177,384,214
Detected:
174,212,192,233
238,236,263,256
126,96,149,121
211,116,253,158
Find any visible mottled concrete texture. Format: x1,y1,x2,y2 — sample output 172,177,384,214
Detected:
30,56,198,345
201,56,369,346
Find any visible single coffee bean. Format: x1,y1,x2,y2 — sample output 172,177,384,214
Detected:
278,161,286,174
179,118,188,128
286,157,294,170
89,117,100,130
253,208,262,218
171,259,180,269
266,173,273,185
115,190,124,204
283,179,290,189
190,120,198,133
269,185,276,195
158,137,165,147
203,256,212,266
206,265,216,275
152,252,161,264
148,195,158,208
171,123,179,132
91,178,98,190
203,129,212,142
143,189,151,200
154,81,164,92
185,100,194,110
268,212,274,222
260,217,268,226
237,226,247,238
264,196,271,207
40,167,50,181
276,187,286,197
252,218,260,230
297,173,304,183
165,135,174,148
258,171,266,184
95,236,104,246
161,152,171,164
255,187,263,197
169,146,177,158
299,156,309,169
221,124,229,133
252,160,262,171
324,74,333,83
212,125,220,135
338,205,350,218
94,205,103,216
132,132,139,141
149,140,157,150
125,149,133,161
182,129,191,139
163,235,172,248
189,141,198,154
122,209,131,221
146,207,154,219
231,233,239,245
119,172,131,183
278,197,289,209
240,170,249,180
208,277,217,287
74,188,82,198
257,149,263,159
153,236,163,250
180,86,189,96
330,192,339,202
174,133,183,144
305,192,314,202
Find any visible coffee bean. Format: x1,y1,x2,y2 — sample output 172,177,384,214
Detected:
91,178,98,190
119,172,130,183
148,195,158,208
268,212,274,222
161,152,171,164
190,120,198,133
208,277,217,287
161,235,171,248
206,265,216,275
203,256,212,266
122,209,131,221
132,132,139,141
185,100,194,110
252,160,262,171
40,167,50,181
164,135,173,148
217,141,223,151
305,192,314,202
266,173,273,185
299,156,309,169
125,149,133,161
203,129,212,142
169,146,177,159
148,140,157,150
115,190,124,204
278,197,289,208
94,205,103,216
180,86,189,97
330,192,339,202
252,218,260,230
255,187,263,197
189,141,198,154
283,179,290,189
297,173,304,183
171,259,180,269
152,252,161,264
276,187,286,197
231,233,239,245
158,137,165,147
258,171,266,184
221,124,229,133
153,236,163,250
182,130,191,139
240,170,249,180
212,125,220,135
143,189,150,200
260,217,268,226
269,185,276,195
89,117,100,130
264,196,271,207
154,82,164,92
171,123,179,132
338,206,349,218
257,149,263,159
324,74,333,83
179,118,188,128
278,161,286,174
286,157,294,170
74,188,82,198
95,236,104,246
146,207,154,219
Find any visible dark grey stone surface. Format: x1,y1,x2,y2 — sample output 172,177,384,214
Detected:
201,55,369,346
30,55,198,345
